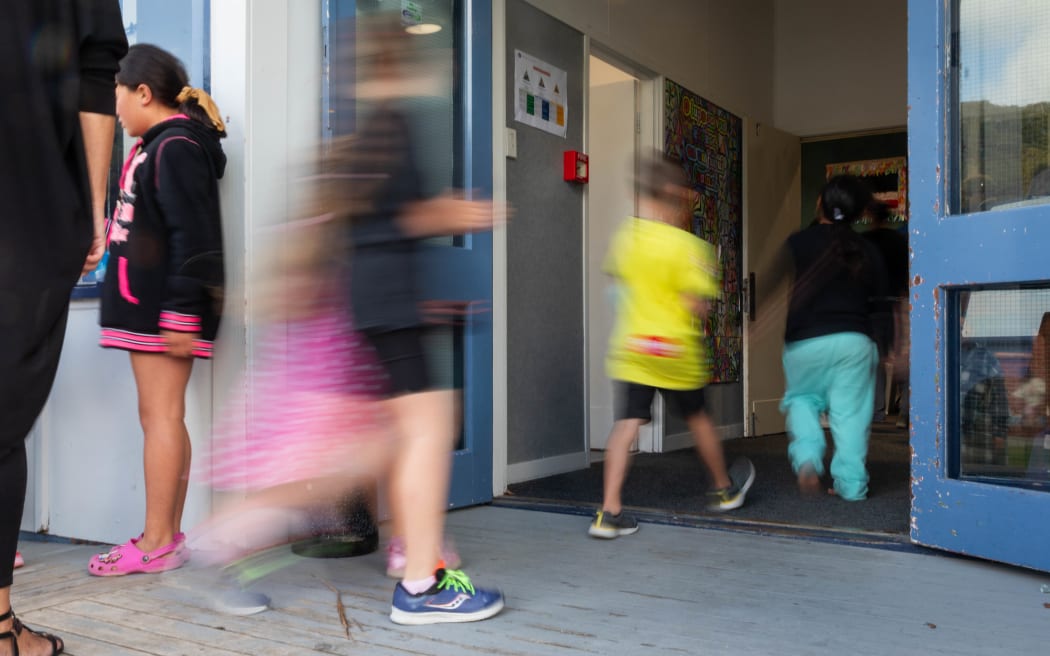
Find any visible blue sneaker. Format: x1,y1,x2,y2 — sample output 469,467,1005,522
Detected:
390,568,504,625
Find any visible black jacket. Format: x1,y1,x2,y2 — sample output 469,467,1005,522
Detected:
784,224,887,343
100,117,226,351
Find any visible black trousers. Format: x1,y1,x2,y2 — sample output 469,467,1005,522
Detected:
0,443,27,588
0,280,76,589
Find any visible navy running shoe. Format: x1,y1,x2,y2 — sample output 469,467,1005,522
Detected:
390,568,504,625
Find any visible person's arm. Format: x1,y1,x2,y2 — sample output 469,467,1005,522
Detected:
155,138,222,357
79,112,116,274
398,192,508,238
76,0,128,274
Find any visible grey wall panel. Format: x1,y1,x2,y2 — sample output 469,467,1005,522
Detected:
506,0,586,464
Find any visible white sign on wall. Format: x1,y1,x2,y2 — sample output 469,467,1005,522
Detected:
514,49,567,138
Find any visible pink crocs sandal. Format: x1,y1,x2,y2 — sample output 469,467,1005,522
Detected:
13,551,24,569
88,533,188,576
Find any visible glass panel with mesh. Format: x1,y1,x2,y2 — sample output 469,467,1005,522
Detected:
954,1,1050,214
953,287,1050,488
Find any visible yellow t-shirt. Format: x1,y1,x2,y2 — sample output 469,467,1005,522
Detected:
604,217,719,390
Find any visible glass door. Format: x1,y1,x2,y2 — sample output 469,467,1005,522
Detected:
909,0,1050,571
326,0,494,507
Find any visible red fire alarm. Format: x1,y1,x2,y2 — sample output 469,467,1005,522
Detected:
563,150,589,183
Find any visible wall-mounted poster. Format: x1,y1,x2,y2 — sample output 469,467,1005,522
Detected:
514,49,568,138
664,79,743,383
826,156,908,223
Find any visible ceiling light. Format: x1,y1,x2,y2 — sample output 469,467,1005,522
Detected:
405,23,442,35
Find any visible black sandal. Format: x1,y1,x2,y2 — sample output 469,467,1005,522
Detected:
0,609,64,655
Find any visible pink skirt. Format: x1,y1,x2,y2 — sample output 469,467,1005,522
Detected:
196,310,390,492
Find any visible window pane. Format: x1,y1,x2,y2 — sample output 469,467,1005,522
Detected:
956,0,1050,213
345,1,462,245
77,0,210,297
122,0,209,87
954,288,1050,488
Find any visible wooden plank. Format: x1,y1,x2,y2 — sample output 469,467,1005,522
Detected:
19,606,249,656
11,507,1050,655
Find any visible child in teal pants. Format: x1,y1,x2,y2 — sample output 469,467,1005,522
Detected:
781,332,879,500
778,175,886,501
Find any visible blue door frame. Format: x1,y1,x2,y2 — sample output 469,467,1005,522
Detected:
442,0,495,507
909,0,1050,571
324,0,494,508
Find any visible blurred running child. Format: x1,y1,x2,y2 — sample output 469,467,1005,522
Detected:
589,153,756,539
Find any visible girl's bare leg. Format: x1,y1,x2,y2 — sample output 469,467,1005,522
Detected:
190,438,395,563
130,352,193,553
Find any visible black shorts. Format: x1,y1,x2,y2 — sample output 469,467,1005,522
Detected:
362,327,432,395
614,381,706,423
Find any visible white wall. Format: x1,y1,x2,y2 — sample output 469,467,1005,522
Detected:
22,0,323,544
525,0,906,139
22,304,214,542
773,0,907,136
524,0,775,125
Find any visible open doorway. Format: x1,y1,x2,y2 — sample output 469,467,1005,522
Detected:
585,55,649,455
504,21,912,542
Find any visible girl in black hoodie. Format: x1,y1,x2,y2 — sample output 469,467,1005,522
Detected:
91,44,226,576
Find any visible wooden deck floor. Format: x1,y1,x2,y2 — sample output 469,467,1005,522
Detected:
12,506,1050,655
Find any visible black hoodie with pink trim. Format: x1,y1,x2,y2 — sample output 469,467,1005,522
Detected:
100,116,226,358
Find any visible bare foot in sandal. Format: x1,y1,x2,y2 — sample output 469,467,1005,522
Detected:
0,609,64,656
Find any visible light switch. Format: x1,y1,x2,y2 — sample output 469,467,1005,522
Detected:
505,127,517,159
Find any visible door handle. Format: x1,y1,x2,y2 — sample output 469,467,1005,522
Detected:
747,272,756,321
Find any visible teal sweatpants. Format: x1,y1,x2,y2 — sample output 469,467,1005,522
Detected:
780,332,878,501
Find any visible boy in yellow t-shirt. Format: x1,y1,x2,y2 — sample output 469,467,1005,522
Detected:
589,154,756,539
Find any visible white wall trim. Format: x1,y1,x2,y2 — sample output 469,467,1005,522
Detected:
507,451,590,485
491,0,509,496
741,119,751,435
580,34,592,462
662,422,745,452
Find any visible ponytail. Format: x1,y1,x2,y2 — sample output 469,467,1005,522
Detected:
819,175,874,278
175,86,226,135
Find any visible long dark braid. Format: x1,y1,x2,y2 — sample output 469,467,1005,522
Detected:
820,174,873,278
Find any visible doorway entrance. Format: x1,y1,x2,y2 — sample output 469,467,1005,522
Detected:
504,50,913,541
586,55,646,454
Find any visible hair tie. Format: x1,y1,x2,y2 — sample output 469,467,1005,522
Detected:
832,207,845,221
175,86,226,134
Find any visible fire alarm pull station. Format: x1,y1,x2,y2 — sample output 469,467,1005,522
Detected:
563,150,588,183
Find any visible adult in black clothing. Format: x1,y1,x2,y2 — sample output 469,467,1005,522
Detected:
0,1,127,653
864,202,909,421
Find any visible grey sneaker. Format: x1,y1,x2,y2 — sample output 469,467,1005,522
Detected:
588,510,640,538
214,588,271,616
706,457,756,511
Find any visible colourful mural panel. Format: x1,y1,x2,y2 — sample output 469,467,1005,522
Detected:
664,79,743,383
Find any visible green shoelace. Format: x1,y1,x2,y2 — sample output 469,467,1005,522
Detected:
225,547,301,586
437,569,476,595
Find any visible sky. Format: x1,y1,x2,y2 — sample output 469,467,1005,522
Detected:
960,0,1050,106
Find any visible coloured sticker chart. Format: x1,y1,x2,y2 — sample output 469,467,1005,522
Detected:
514,49,567,138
